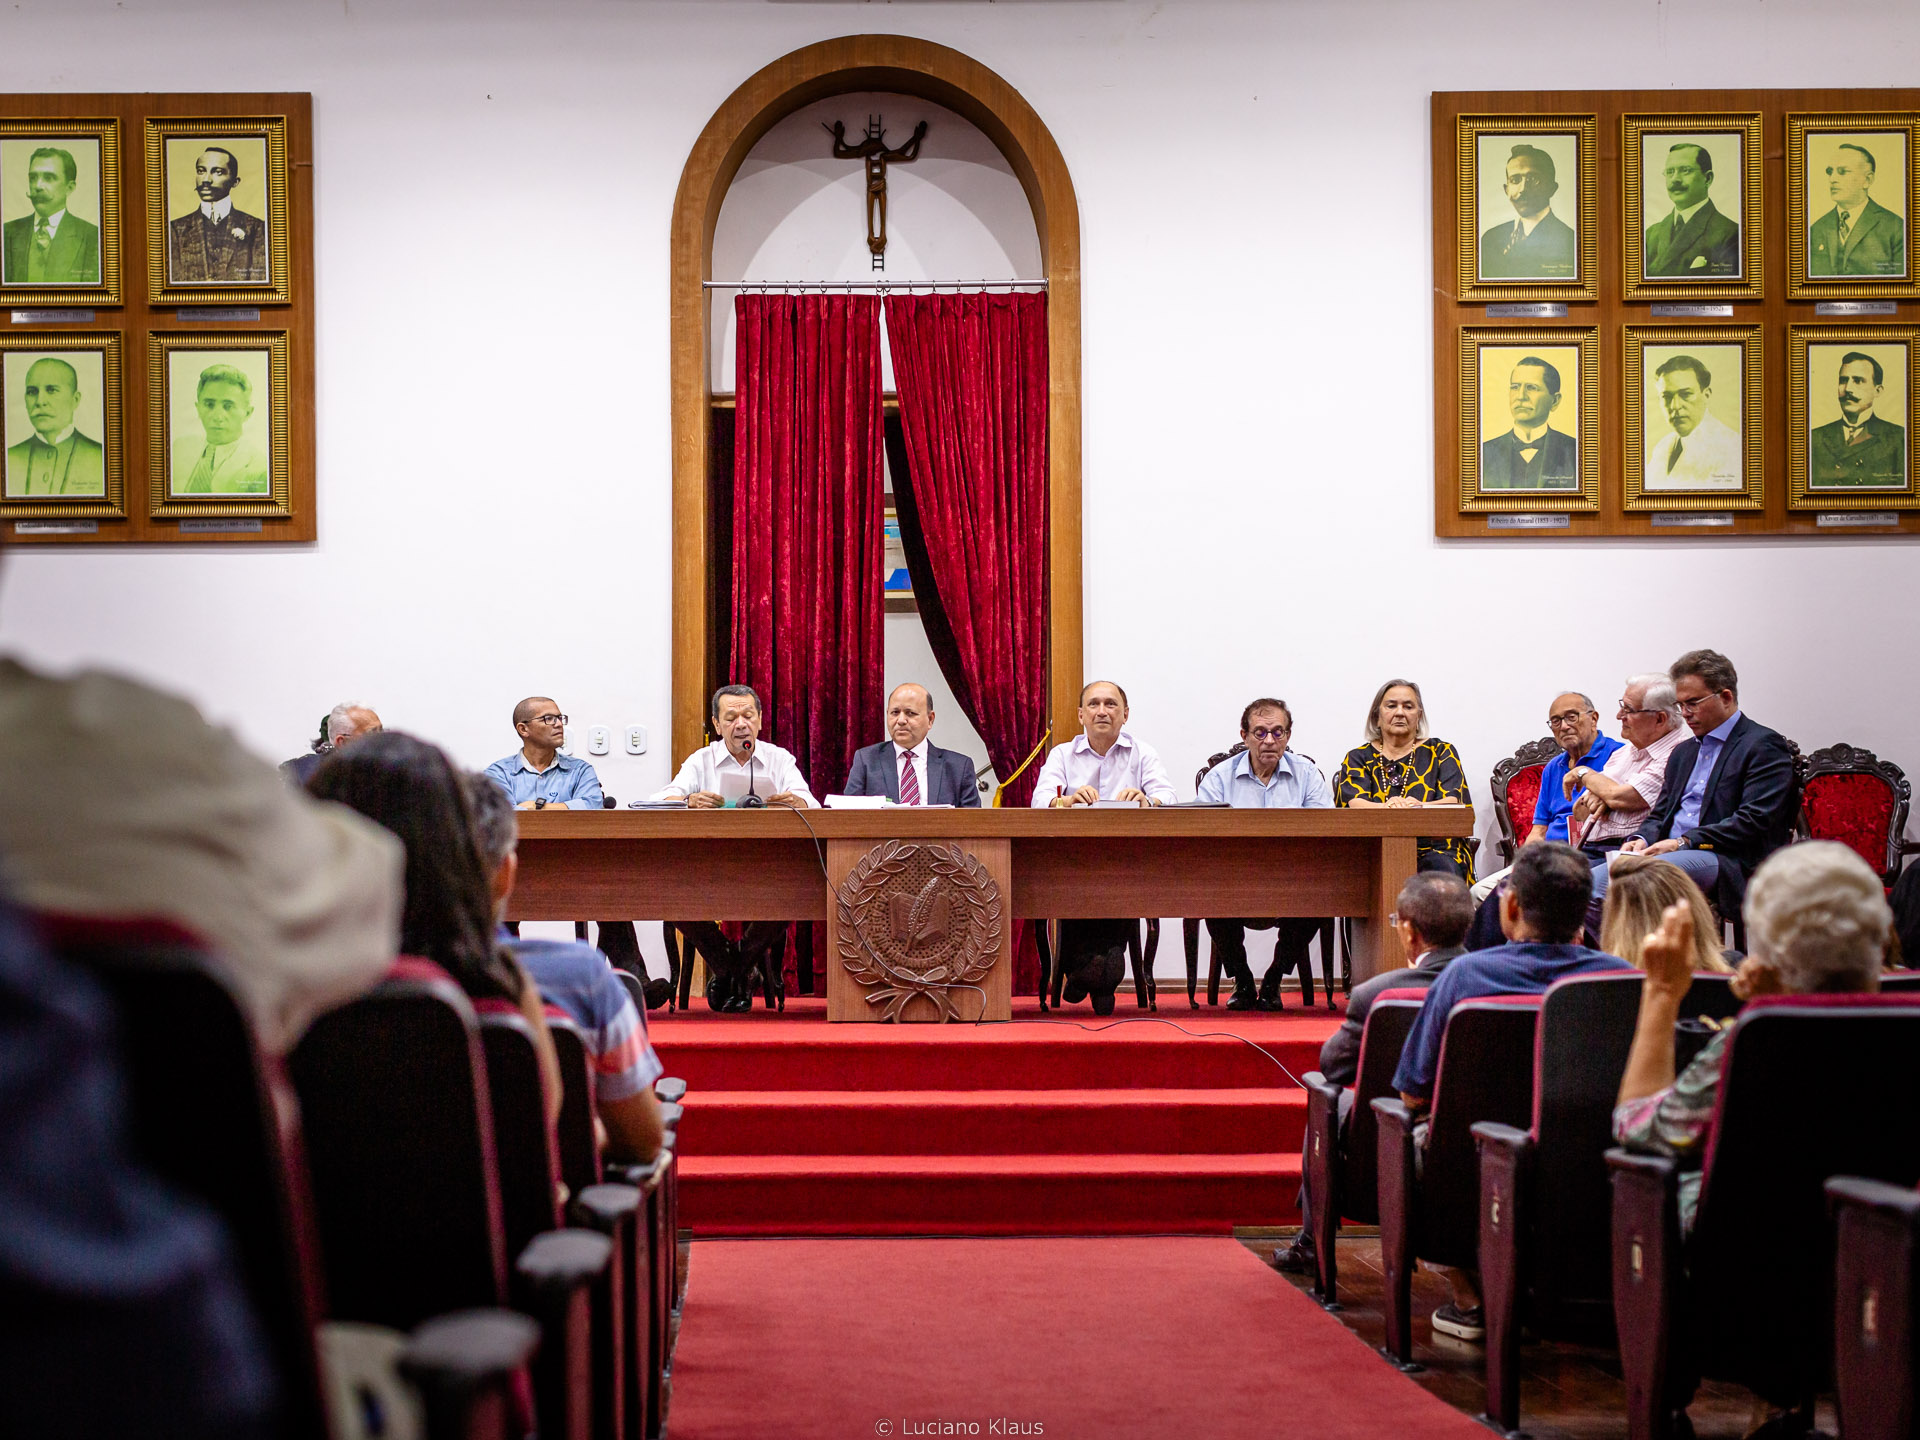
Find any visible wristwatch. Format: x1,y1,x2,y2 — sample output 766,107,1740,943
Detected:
534,797,548,810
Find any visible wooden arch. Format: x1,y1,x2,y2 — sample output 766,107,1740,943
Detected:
668,33,1083,765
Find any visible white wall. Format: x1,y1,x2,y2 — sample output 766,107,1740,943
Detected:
3,0,1916,978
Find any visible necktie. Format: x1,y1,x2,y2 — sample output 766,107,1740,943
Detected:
899,752,921,805
28,218,50,280
1847,424,1869,447
1837,210,1854,249
1667,438,1684,474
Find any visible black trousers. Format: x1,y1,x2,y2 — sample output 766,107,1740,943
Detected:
1207,918,1320,1004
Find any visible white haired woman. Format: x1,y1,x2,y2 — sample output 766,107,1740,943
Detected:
1613,840,1893,1235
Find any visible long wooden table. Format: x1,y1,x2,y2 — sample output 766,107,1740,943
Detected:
509,807,1475,1021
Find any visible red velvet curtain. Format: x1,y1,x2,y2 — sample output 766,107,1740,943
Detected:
732,293,886,993
883,291,1050,990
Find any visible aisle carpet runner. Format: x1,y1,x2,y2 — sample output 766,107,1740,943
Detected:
669,1236,1496,1440
649,997,1341,1235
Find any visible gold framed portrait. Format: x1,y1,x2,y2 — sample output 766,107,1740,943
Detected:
1788,325,1920,511
1622,113,1763,301
1455,115,1598,303
1786,113,1920,299
145,116,290,306
1457,327,1599,513
0,331,124,521
147,330,290,519
0,118,122,307
1623,327,1763,512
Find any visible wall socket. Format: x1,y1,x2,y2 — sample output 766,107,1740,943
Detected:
586,725,611,756
625,725,648,755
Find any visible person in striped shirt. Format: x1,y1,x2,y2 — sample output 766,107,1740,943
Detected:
466,773,665,1162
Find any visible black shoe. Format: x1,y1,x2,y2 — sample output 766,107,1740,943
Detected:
641,978,674,1011
1089,989,1116,1017
1257,994,1284,1012
1431,1303,1485,1341
1062,973,1089,1004
1226,984,1259,1011
1271,1237,1316,1274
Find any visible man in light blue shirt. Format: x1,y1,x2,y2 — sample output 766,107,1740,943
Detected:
1196,698,1334,1010
485,694,645,975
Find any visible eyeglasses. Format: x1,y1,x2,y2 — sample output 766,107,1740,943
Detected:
531,713,568,727
1616,701,1662,716
1676,694,1721,714
1248,726,1291,741
1546,710,1592,729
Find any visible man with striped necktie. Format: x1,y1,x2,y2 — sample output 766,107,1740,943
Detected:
843,682,982,807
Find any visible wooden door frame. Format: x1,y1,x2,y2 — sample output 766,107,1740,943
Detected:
668,33,1083,765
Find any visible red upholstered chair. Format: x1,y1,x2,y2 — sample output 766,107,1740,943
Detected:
1471,972,1739,1433
1490,737,1560,869
1301,991,1427,1306
43,916,538,1440
1372,995,1544,1365
1797,743,1918,889
289,965,610,1440
1609,995,1920,1439
1826,1175,1920,1440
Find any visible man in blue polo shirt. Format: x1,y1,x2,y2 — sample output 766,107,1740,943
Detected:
485,694,646,975
1392,841,1627,1340
1466,691,1621,947
1195,697,1334,1009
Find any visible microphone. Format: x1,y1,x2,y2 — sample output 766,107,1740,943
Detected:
737,736,766,808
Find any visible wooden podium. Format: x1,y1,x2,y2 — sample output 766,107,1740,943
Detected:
508,807,1475,1023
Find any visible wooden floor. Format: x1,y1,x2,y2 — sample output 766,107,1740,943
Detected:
1239,1233,1836,1439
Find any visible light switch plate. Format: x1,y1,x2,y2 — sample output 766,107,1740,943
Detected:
586,725,611,756
625,725,648,755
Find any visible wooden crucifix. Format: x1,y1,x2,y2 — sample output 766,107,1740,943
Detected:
824,115,928,269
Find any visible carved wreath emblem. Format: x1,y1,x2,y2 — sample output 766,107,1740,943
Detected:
836,840,1001,1022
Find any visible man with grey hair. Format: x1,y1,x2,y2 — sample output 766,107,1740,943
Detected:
280,702,382,785
1567,676,1687,853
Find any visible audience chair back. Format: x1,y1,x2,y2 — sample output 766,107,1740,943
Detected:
289,964,510,1330
475,1005,565,1261
1302,992,1425,1305
44,914,333,1440
1797,743,1917,888
1611,995,1920,1430
1490,737,1560,869
548,1016,602,1199
1825,1174,1920,1440
1373,996,1541,1363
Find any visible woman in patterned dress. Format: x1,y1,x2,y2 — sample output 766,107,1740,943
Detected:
1334,678,1475,881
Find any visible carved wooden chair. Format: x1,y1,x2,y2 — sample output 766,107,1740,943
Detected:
1180,742,1338,1007
1489,736,1561,870
1796,742,1918,890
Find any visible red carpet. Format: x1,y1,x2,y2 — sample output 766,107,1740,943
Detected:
668,1236,1496,1440
649,996,1341,1235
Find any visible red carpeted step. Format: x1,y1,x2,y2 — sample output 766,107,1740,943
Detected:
650,1026,1331,1092
677,1151,1303,1236
681,1087,1307,1156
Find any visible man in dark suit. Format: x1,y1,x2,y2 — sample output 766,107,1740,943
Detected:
166,147,267,284
2,146,100,286
1809,143,1906,278
1478,143,1576,280
844,682,981,806
1593,649,1798,924
1481,355,1577,490
1644,143,1739,277
1810,350,1907,487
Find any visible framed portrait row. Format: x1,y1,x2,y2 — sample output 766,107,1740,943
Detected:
0,114,290,307
1458,324,1920,514
1456,110,1919,303
1,330,292,521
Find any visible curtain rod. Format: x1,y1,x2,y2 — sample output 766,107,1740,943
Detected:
702,279,1046,291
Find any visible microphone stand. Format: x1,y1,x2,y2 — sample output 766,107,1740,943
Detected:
737,737,766,808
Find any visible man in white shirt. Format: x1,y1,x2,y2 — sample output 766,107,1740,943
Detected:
1645,354,1742,490
1030,680,1175,1014
652,684,815,1009
652,684,817,810
1568,674,1689,852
